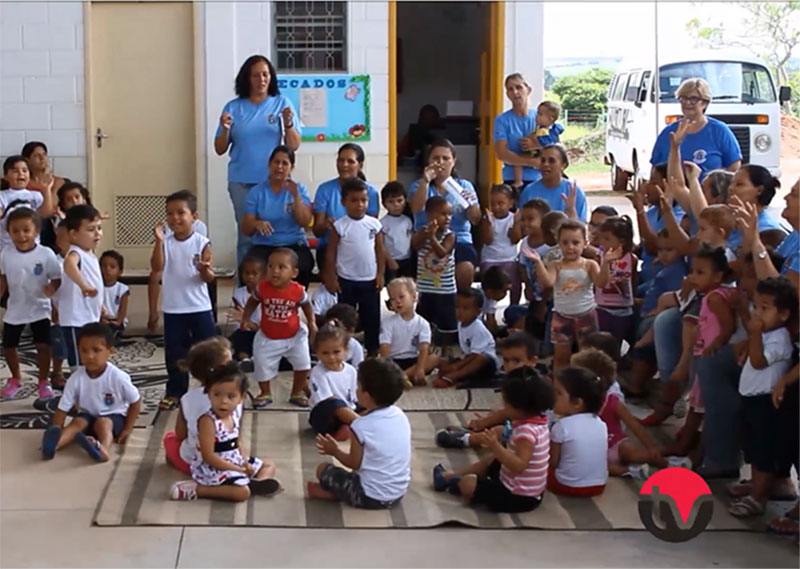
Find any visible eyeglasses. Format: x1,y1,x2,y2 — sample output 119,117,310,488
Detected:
679,96,707,105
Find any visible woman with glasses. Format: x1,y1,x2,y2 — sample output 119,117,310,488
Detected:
649,78,742,181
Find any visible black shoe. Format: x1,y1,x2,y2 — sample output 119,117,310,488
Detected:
249,477,282,496
436,427,468,449
238,358,254,373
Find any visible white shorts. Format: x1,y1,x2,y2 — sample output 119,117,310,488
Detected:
253,326,311,382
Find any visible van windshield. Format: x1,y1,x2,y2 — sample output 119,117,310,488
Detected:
658,61,776,103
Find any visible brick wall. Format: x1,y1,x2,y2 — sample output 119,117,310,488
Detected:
0,1,86,184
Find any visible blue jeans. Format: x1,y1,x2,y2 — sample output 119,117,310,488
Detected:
695,345,742,471
228,181,256,268
653,307,682,382
163,311,216,397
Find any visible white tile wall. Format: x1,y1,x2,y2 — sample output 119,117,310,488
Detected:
0,1,86,182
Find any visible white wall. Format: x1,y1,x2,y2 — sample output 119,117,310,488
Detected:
504,2,544,111
0,1,87,184
204,0,390,268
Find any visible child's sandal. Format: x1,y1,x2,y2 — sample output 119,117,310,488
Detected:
433,376,456,389
252,394,273,409
289,393,309,408
158,396,179,410
728,496,765,518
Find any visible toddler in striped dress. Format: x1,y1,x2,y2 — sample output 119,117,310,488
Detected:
433,366,554,513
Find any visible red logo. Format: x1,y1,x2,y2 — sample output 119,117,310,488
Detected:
637,467,714,542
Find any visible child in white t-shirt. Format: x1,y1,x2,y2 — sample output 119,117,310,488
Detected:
321,303,364,369
150,191,216,410
99,250,129,338
0,155,54,252
324,178,386,355
0,208,61,400
310,283,338,327
431,288,499,388
308,325,360,441
380,181,414,281
379,278,434,389
59,204,104,368
729,277,796,518
228,255,265,370
308,358,411,509
433,366,553,513
479,185,522,305
162,336,237,475
549,366,608,496
41,323,141,462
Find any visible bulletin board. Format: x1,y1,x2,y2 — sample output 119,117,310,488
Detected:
277,75,371,142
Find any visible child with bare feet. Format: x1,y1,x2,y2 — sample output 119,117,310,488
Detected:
308,358,410,509
170,362,280,502
41,323,141,462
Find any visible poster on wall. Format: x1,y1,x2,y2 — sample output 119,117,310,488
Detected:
277,74,370,142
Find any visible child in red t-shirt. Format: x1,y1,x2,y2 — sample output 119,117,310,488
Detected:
241,248,317,408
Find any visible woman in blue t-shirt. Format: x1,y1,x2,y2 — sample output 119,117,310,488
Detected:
242,146,314,287
650,78,741,181
518,145,588,221
214,55,302,267
312,143,379,273
493,73,541,196
727,165,787,252
409,138,481,289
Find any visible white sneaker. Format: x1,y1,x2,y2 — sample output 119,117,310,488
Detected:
673,395,688,419
624,463,650,481
667,456,693,470
170,480,198,501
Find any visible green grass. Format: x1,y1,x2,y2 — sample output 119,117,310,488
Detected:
561,123,598,143
567,159,607,176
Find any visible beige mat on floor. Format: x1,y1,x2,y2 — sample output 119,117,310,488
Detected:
94,410,757,530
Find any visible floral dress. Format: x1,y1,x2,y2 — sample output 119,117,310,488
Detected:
190,406,262,487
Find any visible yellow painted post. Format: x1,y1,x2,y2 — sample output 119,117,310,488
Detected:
489,1,505,186
388,1,397,181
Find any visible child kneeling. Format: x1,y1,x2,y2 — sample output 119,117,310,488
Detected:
307,358,411,509
433,366,553,513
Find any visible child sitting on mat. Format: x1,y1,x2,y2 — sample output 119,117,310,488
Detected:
307,358,411,509
321,303,364,369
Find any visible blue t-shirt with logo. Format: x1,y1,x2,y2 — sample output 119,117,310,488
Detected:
518,178,588,221
312,178,380,245
216,95,301,184
243,180,311,246
650,117,741,181
776,230,800,276
493,109,539,182
409,178,478,244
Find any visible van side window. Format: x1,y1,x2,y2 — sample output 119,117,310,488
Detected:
624,71,641,102
612,73,628,101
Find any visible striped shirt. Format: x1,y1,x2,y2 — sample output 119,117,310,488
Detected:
499,417,550,497
417,228,456,294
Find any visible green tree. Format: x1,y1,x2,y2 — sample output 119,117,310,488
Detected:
550,68,614,112
686,2,800,113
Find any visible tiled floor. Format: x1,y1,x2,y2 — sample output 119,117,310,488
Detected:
2,193,799,567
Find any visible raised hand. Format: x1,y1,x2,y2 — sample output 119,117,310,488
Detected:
281,106,294,126
286,179,299,198
671,119,693,146
747,315,764,336
422,164,439,183
220,112,233,131
682,160,702,183
154,221,165,242
604,246,624,263
626,180,646,213
315,433,339,456
562,180,578,214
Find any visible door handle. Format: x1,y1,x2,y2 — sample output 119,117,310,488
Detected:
95,127,109,148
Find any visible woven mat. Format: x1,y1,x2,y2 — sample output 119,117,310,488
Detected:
94,410,757,530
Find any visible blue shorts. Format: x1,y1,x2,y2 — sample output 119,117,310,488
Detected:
455,242,478,265
75,412,126,438
309,398,350,435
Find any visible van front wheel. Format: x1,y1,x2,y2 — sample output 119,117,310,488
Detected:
610,159,629,192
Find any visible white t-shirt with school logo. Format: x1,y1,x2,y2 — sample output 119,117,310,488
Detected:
457,318,499,366
333,215,383,281
57,362,140,417
308,362,358,409
102,281,130,325
379,313,432,360
380,214,412,261
0,244,61,325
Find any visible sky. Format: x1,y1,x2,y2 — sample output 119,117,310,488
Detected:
542,1,798,63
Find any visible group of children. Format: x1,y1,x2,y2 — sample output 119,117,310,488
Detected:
1,140,798,522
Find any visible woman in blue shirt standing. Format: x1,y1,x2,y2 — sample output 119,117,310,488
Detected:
312,143,379,273
650,78,741,181
214,55,301,267
493,73,542,197
409,138,481,289
518,144,589,221
242,146,314,287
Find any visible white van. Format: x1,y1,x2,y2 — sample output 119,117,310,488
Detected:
605,52,791,191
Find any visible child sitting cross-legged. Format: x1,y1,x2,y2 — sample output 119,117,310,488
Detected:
433,366,553,513
308,358,411,509
170,362,281,502
308,323,359,442
431,288,499,388
321,303,364,369
41,323,141,462
435,331,540,449
379,277,436,389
